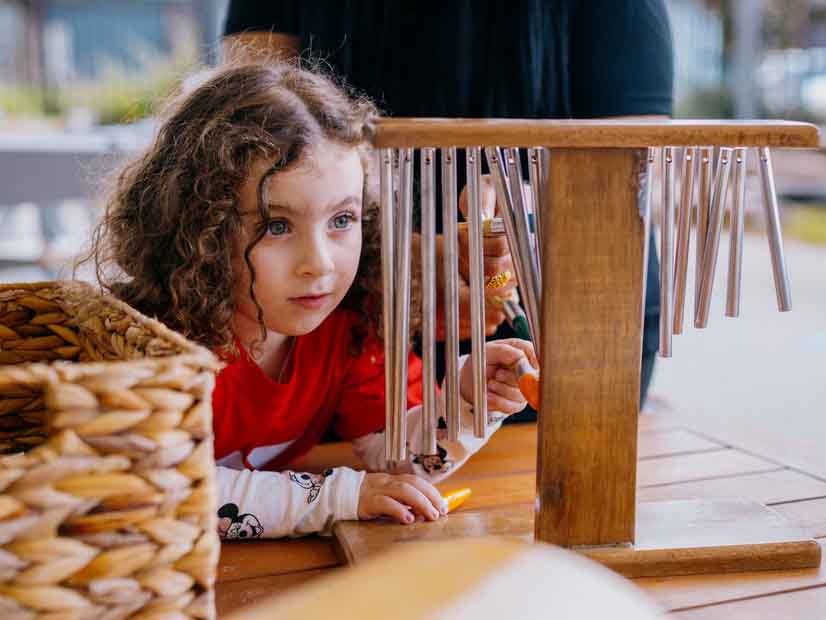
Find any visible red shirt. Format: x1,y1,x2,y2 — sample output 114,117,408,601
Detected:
212,309,423,470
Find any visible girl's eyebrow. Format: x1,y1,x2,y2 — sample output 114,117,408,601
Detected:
266,196,361,214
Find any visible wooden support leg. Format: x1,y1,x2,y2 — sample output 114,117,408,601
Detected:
535,148,645,546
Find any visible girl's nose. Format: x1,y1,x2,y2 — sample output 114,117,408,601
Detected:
297,233,335,277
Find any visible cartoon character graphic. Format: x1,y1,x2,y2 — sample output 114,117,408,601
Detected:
412,443,451,474
217,503,264,540
289,468,333,504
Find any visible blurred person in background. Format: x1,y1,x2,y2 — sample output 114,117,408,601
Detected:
222,0,674,416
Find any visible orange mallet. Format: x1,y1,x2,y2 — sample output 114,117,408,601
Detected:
514,357,540,411
443,488,472,513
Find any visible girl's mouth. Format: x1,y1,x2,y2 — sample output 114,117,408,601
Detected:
289,293,331,309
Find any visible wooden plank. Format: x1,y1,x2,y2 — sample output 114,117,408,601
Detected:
464,424,538,458
461,427,718,477
333,505,532,566
371,119,820,148
638,469,826,505
673,414,826,481
334,501,821,578
216,568,333,617
442,467,826,514
212,544,826,619
217,538,339,583
772,497,826,538
448,426,537,479
637,449,781,488
677,583,826,620
445,469,826,513
585,500,822,578
638,429,725,460
535,148,645,546
227,539,667,620
438,473,533,509
637,541,826,611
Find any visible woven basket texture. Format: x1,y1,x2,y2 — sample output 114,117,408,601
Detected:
0,281,221,620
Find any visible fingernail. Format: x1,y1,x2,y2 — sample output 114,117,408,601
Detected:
404,513,414,524
441,499,449,515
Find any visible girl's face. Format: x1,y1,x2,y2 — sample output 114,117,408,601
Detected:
233,141,364,338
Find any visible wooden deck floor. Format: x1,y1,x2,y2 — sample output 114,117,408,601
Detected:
215,412,826,618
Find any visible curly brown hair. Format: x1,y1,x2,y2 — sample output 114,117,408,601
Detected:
82,61,406,358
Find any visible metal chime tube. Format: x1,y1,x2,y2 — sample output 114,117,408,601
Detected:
696,147,733,328
441,147,462,442
528,146,544,266
380,149,396,464
695,147,713,320
673,147,696,334
757,147,793,311
640,148,656,333
504,148,542,344
390,148,414,463
659,147,676,357
466,146,488,438
483,147,539,345
420,148,438,455
508,148,542,290
726,148,747,318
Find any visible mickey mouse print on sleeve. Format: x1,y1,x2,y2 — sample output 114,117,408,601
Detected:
289,469,333,503
217,502,264,540
215,465,366,539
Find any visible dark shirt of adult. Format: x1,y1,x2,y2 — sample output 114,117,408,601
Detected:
223,0,674,407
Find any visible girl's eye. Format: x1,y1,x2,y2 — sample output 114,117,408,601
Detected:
267,219,290,236
331,212,356,230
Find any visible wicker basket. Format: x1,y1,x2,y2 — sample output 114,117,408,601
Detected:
0,282,222,620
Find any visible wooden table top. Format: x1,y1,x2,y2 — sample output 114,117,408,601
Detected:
215,411,826,618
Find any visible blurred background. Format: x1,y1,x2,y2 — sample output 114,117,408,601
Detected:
0,1,823,445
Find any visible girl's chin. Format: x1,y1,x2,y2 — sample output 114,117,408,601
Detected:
270,308,335,336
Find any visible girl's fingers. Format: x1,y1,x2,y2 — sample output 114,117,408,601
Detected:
399,474,448,516
488,379,524,404
487,392,526,415
372,496,415,524
387,481,441,521
485,342,532,369
488,367,519,387
495,338,539,369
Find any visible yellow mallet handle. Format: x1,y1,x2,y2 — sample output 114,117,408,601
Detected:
444,488,472,513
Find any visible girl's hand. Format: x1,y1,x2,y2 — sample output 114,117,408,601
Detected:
459,338,538,415
358,472,447,524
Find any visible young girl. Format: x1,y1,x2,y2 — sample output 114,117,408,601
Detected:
88,62,536,539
